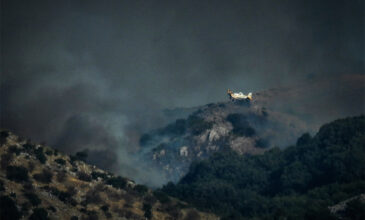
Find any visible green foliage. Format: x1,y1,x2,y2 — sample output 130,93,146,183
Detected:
0,180,4,191
25,193,41,206
33,169,53,183
75,150,88,162
6,165,29,182
0,130,9,146
35,147,47,164
77,171,92,182
106,176,127,189
91,171,107,180
0,195,21,220
143,203,152,219
226,113,256,137
187,115,213,135
45,150,53,156
29,208,49,220
8,145,22,155
342,198,365,220
162,115,365,219
153,190,170,204
134,184,148,195
55,158,66,165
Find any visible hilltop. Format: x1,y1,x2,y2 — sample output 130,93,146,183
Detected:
140,97,307,182
0,131,217,220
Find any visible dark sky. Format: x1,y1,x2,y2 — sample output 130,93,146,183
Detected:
1,0,364,185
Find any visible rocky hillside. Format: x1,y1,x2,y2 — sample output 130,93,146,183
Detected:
140,97,307,182
0,131,217,220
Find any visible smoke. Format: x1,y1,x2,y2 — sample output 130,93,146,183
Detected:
1,0,364,186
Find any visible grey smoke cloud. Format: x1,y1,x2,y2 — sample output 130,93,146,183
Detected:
1,0,364,186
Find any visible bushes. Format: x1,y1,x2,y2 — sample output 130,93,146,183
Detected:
91,171,107,180
55,158,66,165
106,176,127,189
187,115,213,135
342,198,365,220
56,171,67,182
35,147,47,164
77,171,92,182
226,113,256,137
0,130,9,146
134,184,148,195
1,153,13,169
153,190,170,204
75,150,88,162
24,193,41,206
143,203,152,219
162,116,365,219
0,195,21,220
9,145,22,155
29,208,49,220
6,165,29,182
85,189,102,204
33,169,53,183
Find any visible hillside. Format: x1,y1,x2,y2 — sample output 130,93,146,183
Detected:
140,98,307,182
162,115,365,219
0,131,218,220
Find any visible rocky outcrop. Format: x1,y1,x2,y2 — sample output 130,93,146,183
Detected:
140,99,307,182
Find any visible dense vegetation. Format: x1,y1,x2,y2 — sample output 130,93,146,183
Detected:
162,116,365,219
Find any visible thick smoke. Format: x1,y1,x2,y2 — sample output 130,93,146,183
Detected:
1,0,364,186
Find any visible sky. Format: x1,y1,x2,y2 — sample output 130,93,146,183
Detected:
1,0,364,185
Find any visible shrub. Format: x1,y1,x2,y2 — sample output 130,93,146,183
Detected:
144,195,157,205
22,143,35,152
9,145,22,155
56,171,67,182
85,210,98,220
184,210,200,220
0,195,21,220
100,205,109,212
153,190,170,204
35,147,47,164
134,184,148,195
47,206,56,212
106,176,127,189
55,158,66,165
33,169,53,183
70,216,78,220
85,189,102,204
256,138,269,148
91,171,107,180
6,165,29,182
28,161,35,172
343,198,365,220
0,130,9,146
143,203,152,219
77,171,92,182
75,150,88,162
187,115,213,135
0,180,4,191
226,113,256,137
24,193,41,206
45,150,53,156
23,182,34,191
29,208,49,220
1,153,14,169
